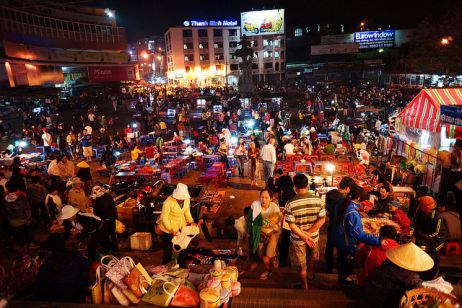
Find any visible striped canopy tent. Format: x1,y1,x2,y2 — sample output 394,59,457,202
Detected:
397,88,462,138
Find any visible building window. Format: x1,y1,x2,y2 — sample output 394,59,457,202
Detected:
229,41,238,48
264,62,273,69
263,51,272,58
274,51,280,59
213,29,222,37
280,39,285,46
263,40,272,47
185,66,191,72
250,40,258,47
216,64,223,71
198,29,208,37
184,55,194,61
230,64,239,71
214,42,223,49
274,39,280,47
252,63,258,69
294,28,303,37
199,42,208,49
275,62,280,71
281,62,285,69
184,43,193,49
201,65,207,71
200,54,209,61
215,54,224,60
306,26,311,33
228,29,238,36
183,29,192,37
281,51,285,59
230,54,238,60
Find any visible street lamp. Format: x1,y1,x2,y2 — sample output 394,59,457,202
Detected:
326,163,336,186
441,38,450,46
141,52,149,60
360,21,365,31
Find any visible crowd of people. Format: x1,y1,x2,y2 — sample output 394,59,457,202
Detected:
0,81,461,306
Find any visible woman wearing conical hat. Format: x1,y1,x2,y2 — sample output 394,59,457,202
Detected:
364,242,434,308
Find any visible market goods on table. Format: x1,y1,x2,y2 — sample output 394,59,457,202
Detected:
362,217,402,235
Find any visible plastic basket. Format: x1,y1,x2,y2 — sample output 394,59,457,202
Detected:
399,288,461,307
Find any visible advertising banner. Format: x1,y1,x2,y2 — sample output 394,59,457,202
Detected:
241,9,284,36
354,30,395,49
440,105,462,127
311,43,359,56
88,66,136,82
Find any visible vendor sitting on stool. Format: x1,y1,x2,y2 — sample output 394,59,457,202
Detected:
60,205,108,259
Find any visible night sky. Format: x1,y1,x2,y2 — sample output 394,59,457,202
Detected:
91,0,456,40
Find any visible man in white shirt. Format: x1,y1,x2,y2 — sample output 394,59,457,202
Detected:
284,139,295,157
42,128,53,156
260,137,277,182
375,118,382,132
59,155,75,180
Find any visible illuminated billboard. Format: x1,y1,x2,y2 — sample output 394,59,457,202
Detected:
354,30,395,49
240,9,284,36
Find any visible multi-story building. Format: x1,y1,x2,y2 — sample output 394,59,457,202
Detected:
0,1,136,88
165,9,286,87
165,24,241,87
128,36,166,81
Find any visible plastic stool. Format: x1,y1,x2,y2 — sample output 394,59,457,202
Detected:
446,242,460,256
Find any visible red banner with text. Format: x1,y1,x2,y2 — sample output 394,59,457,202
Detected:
88,66,136,82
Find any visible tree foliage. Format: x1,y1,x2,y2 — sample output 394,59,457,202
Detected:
408,4,462,76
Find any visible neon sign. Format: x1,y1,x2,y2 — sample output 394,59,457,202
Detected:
183,20,238,27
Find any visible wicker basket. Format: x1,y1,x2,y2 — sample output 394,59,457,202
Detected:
400,288,461,307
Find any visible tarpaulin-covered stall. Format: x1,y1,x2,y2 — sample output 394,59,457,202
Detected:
397,88,462,141
394,89,462,192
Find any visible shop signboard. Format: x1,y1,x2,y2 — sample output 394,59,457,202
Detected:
354,30,395,49
241,9,284,36
440,105,462,127
311,43,359,55
183,20,238,27
88,66,136,82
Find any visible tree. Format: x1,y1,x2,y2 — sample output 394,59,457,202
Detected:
233,35,254,95
408,4,462,78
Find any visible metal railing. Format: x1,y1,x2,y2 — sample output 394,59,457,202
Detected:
0,6,126,47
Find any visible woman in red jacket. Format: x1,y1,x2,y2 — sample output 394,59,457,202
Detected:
356,225,399,285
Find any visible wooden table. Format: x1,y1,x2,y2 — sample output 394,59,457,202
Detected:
392,186,416,198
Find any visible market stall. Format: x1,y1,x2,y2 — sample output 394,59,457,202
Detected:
393,89,462,191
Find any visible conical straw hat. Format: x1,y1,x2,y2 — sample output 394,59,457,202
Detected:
386,242,434,272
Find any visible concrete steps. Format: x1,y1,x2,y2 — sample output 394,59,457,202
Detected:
232,287,367,307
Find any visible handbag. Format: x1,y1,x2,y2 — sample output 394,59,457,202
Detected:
101,255,135,290
103,279,112,304
141,277,179,306
108,282,130,306
122,267,149,298
91,265,103,304
136,262,153,285
171,284,200,307
172,225,200,252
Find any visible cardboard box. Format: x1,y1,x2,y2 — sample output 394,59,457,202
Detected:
130,232,152,250
117,206,135,221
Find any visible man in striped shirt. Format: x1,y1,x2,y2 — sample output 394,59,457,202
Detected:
285,174,326,289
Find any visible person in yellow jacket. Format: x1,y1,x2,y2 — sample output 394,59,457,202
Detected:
158,183,195,263
130,145,144,161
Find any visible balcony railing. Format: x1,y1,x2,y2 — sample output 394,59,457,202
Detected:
0,6,126,50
